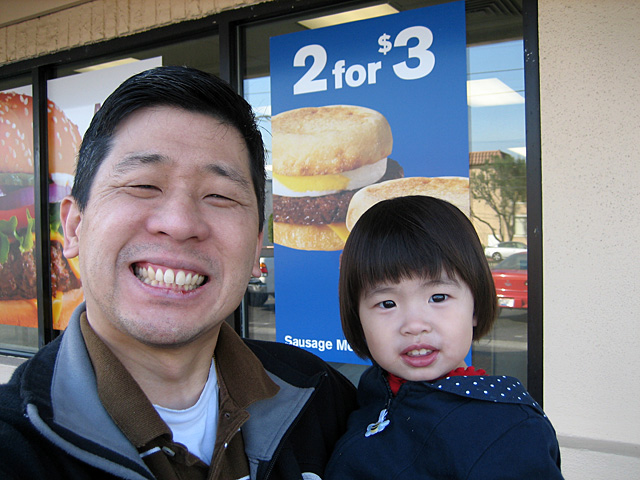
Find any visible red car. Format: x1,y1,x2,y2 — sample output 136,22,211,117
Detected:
491,252,528,310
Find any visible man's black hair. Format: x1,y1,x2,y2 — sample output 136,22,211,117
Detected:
72,65,266,230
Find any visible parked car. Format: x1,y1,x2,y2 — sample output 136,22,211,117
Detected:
247,255,275,307
484,241,527,262
491,252,528,310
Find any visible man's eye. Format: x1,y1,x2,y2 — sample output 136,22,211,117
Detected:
126,184,160,196
429,294,448,303
133,184,158,190
205,193,236,205
377,300,396,309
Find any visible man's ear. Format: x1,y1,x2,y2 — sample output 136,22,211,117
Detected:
251,231,265,278
60,196,82,259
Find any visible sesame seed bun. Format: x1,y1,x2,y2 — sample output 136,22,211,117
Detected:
0,91,80,176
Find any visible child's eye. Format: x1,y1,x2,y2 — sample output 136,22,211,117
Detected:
429,294,448,303
377,300,396,309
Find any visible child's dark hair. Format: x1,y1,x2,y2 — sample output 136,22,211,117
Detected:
339,195,498,360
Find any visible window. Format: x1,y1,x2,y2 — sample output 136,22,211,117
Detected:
240,0,528,385
0,77,38,352
0,2,535,391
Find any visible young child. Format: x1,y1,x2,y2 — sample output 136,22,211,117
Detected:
326,195,563,479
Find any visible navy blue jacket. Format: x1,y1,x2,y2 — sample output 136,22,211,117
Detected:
326,366,563,479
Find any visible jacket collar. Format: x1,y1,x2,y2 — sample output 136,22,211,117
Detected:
364,365,543,413
23,303,151,479
22,303,322,479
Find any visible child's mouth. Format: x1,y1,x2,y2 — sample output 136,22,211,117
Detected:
406,348,434,357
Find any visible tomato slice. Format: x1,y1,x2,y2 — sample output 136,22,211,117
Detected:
0,205,35,229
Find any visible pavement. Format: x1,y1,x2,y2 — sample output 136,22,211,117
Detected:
0,355,26,384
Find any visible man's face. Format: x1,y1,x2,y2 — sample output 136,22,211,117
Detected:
62,106,263,348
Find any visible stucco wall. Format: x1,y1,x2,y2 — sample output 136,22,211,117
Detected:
539,0,640,477
0,0,269,65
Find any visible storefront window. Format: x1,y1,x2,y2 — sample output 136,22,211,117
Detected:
0,3,530,383
467,39,527,384
0,78,38,352
240,1,528,385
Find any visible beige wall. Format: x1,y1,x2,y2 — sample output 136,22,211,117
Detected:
539,0,640,477
0,0,269,65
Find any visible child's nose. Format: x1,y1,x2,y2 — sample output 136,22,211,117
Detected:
400,309,433,336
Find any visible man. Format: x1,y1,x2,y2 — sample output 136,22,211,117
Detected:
0,66,357,480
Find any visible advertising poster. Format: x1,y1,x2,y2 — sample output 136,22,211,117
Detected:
270,1,469,363
0,58,160,330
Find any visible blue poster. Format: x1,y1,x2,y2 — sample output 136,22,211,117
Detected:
270,1,468,363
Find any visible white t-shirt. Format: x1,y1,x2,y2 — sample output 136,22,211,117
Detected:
154,359,219,464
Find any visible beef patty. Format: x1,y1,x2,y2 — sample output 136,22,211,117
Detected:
273,159,404,226
0,240,81,300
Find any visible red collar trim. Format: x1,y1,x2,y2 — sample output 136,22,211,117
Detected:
387,366,486,395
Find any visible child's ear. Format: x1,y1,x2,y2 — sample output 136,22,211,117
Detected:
473,315,478,327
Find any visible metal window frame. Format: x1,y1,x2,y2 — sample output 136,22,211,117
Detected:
523,0,542,403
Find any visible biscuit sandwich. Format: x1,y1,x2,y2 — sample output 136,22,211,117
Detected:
346,176,470,231
272,105,402,251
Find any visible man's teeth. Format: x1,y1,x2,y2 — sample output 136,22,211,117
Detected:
406,348,433,357
134,265,205,291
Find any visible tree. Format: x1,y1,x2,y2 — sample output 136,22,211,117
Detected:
470,152,526,243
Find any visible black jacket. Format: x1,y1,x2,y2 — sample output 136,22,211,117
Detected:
0,305,357,479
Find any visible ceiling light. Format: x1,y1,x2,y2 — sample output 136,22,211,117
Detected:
467,78,524,107
508,147,526,157
298,4,399,30
75,58,139,73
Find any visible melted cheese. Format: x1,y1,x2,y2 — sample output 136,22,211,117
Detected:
273,172,349,193
50,230,81,279
52,291,63,323
273,158,388,197
327,223,350,243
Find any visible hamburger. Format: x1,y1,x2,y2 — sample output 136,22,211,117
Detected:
272,105,403,251
346,176,470,231
0,91,83,330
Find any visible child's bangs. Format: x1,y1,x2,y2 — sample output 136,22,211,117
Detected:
354,219,453,292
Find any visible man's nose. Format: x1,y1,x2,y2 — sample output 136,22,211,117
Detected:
147,193,211,241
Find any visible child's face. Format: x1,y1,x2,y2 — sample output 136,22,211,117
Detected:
359,273,477,382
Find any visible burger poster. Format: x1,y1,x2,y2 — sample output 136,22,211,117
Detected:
0,58,160,331
0,88,84,331
270,1,468,363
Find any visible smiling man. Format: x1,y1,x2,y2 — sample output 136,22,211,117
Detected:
0,67,357,480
